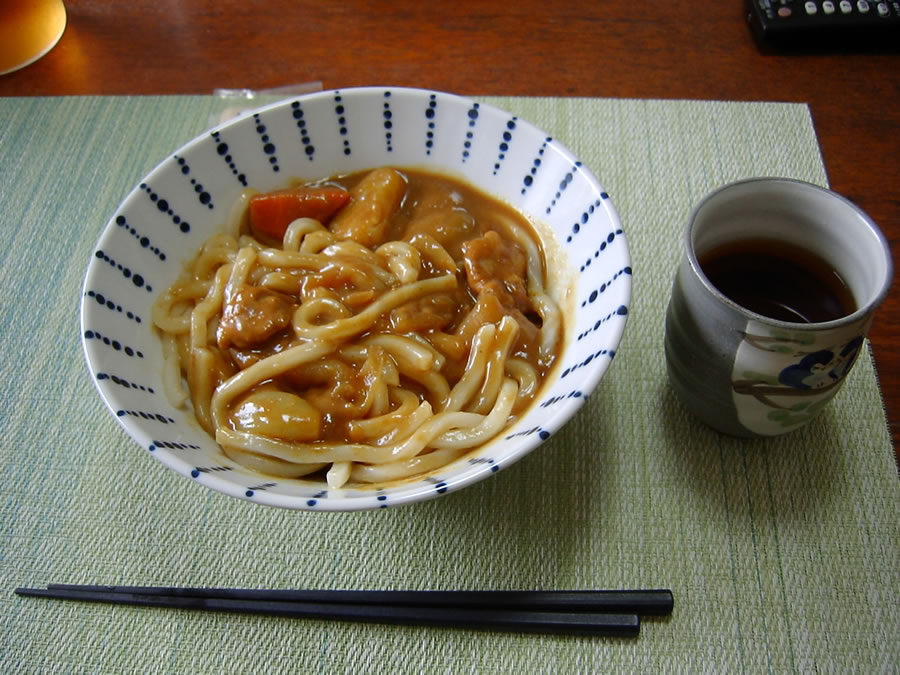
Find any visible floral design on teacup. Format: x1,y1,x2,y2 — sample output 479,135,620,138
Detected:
777,336,862,390
731,330,864,433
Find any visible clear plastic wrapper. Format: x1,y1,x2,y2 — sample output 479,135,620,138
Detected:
210,81,323,126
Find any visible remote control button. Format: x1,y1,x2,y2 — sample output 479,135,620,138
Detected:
805,1,818,13
823,0,836,12
778,5,793,16
840,0,853,11
857,0,870,11
877,1,889,15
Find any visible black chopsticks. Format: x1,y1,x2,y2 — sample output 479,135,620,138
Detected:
15,585,673,637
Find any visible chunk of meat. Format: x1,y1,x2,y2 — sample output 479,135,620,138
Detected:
284,357,370,437
329,168,407,248
452,288,541,376
388,288,472,333
216,286,295,350
461,230,530,312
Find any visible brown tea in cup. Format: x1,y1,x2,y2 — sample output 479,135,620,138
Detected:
698,238,856,324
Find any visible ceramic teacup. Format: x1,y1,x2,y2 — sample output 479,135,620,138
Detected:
665,178,892,437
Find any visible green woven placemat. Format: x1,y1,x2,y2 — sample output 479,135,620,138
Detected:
1,95,897,673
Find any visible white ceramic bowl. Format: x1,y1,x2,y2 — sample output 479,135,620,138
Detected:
80,87,631,510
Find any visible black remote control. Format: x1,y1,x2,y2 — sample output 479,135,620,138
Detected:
745,0,900,48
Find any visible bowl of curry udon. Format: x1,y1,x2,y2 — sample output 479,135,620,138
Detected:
81,87,631,510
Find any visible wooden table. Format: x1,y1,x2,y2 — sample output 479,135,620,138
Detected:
3,0,897,463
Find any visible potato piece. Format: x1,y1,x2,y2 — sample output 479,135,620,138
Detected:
329,168,406,247
403,209,476,260
229,390,322,441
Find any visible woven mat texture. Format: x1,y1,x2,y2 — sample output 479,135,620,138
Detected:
0,95,897,673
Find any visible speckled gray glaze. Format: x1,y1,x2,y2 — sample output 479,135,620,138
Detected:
665,178,892,437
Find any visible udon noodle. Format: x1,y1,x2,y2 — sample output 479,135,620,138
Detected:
152,167,562,488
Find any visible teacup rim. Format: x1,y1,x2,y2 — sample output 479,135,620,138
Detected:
683,176,893,330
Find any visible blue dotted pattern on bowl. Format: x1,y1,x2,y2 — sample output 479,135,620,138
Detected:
80,87,632,511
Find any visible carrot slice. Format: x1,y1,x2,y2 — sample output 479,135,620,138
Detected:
248,187,351,241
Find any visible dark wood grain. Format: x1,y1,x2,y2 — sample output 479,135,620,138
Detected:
3,1,897,465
